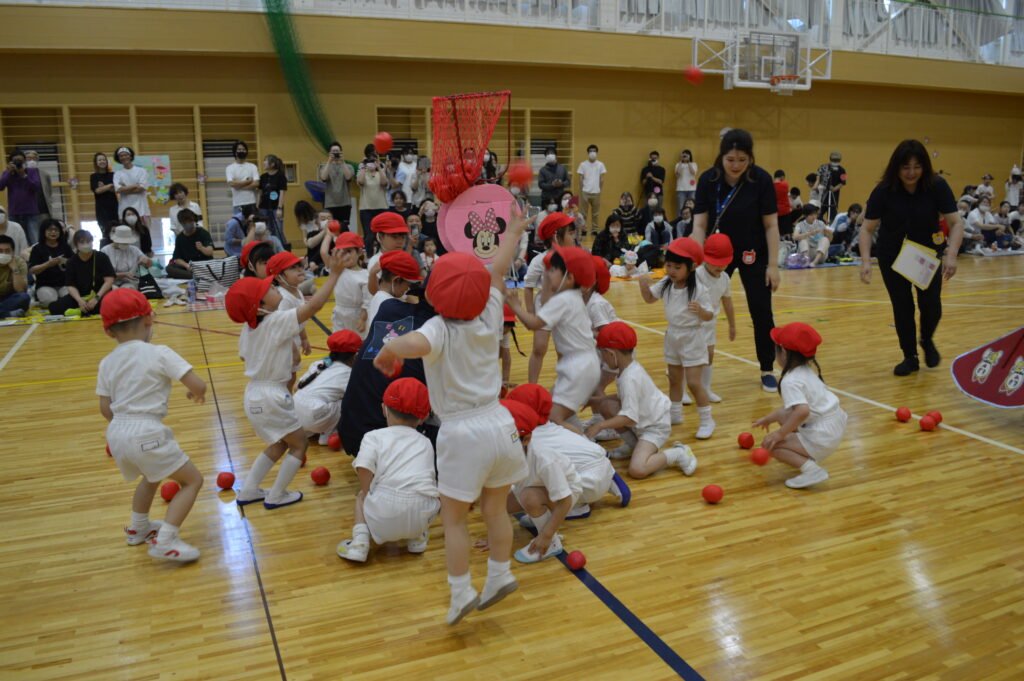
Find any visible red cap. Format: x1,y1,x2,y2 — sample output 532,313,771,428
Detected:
537,213,574,241
503,303,516,323
591,255,611,295
240,241,259,269
383,377,431,420
335,232,364,250
379,250,423,281
544,246,595,289
506,383,552,425
371,212,410,234
266,251,301,279
770,322,822,358
425,252,490,320
226,276,275,329
666,237,704,266
101,288,152,329
501,399,540,437
703,233,734,268
327,330,362,354
596,321,637,350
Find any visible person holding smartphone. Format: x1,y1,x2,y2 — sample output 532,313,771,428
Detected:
319,141,355,226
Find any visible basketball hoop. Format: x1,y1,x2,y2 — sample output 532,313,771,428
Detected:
769,75,799,96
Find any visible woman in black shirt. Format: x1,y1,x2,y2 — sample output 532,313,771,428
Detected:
592,213,629,264
28,218,74,306
859,139,963,376
691,129,781,391
121,206,152,257
258,154,289,248
48,229,115,316
611,192,641,235
90,152,119,246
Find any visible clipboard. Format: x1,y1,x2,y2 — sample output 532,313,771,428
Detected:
892,238,940,289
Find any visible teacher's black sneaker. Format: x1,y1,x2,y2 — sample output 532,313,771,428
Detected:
893,357,920,376
921,340,941,368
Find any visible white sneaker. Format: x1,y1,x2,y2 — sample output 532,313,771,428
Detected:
406,530,429,554
695,417,715,440
608,443,632,460
147,536,200,563
162,298,177,308
263,490,303,510
681,391,693,406
785,465,830,489
514,534,564,563
235,488,267,507
478,572,518,610
595,428,619,442
317,432,329,446
337,538,369,562
174,297,187,306
707,390,723,403
447,587,480,625
125,520,162,546
667,443,698,476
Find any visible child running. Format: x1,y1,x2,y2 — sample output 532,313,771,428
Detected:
227,247,346,510
753,322,847,489
97,289,207,562
294,330,361,444
337,378,440,562
695,233,737,403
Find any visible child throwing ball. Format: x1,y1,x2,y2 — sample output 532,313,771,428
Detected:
753,322,847,488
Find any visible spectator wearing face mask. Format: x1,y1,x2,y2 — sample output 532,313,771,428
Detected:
166,210,214,279
394,147,419,205
637,192,661,231
0,234,30,318
538,147,569,207
644,208,672,250
242,219,285,254
1005,167,1022,210
482,148,505,186
120,207,153,258
101,225,153,290
28,218,74,306
592,214,629,264
357,148,390,248
968,198,1012,250
91,152,119,246
318,141,355,225
113,146,151,231
674,206,694,239
0,204,29,259
418,200,445,257
223,211,251,258
49,229,115,316
226,140,260,218
641,151,666,206
296,201,327,272
168,183,203,235
816,151,847,223
1,149,45,245
611,192,641,235
23,150,53,222
576,145,606,238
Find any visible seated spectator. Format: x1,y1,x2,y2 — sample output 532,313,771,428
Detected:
222,211,250,258
643,207,672,249
168,183,203,235
101,224,152,289
976,174,995,201
611,192,641,235
636,192,661,231
592,214,629,264
793,204,832,267
296,200,327,273
673,206,694,238
0,204,29,259
958,200,985,253
120,206,152,257
0,234,30,317
165,210,214,279
48,229,114,316
829,203,862,254
968,197,1012,251
995,201,1013,231
29,218,74,306
389,190,414,222
959,185,979,208
241,219,284,254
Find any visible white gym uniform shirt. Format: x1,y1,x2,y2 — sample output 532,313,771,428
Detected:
539,289,601,412
531,422,614,504
241,309,302,444
779,365,848,461
695,264,732,347
294,361,351,433
651,277,712,368
332,267,370,335
616,360,672,449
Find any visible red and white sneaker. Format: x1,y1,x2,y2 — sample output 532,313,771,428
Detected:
124,521,162,546
147,536,200,563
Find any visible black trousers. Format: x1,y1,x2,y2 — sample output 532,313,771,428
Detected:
49,292,105,316
727,257,776,372
359,208,387,255
878,253,942,360
328,205,352,226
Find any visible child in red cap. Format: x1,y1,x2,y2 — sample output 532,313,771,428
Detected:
97,289,207,563
372,204,527,626
337,378,440,563
366,212,410,295
523,213,578,385
639,237,716,439
322,232,370,336
507,246,601,431
753,322,847,489
294,329,361,444
367,249,423,325
267,251,312,391
227,247,347,510
581,254,619,435
587,321,698,479
696,233,737,404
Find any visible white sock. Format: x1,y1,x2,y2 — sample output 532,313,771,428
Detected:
670,401,682,414
130,511,150,529
156,523,179,543
448,571,472,595
487,558,511,579
698,405,713,421
352,522,370,545
529,510,552,535
269,453,303,500
242,453,275,494
702,365,713,392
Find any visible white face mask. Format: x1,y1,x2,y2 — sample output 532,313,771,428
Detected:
0,213,6,225
588,152,597,161
26,160,38,169
647,198,658,207
78,243,93,254
0,253,12,265
545,154,556,164
547,204,558,212
405,155,415,163
366,163,377,172
654,216,664,224
649,158,659,166
483,153,491,163
561,198,570,208
126,215,138,226
424,209,436,218
510,186,521,196
600,357,620,375
830,163,839,169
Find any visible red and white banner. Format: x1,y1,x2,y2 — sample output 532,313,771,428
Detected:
951,327,1024,409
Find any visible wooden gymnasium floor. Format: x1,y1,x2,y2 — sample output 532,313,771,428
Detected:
1,254,1022,681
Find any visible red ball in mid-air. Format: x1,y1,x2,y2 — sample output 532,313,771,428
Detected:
750,448,771,466
373,131,393,154
566,550,586,571
895,407,912,422
684,65,704,85
216,472,235,490
506,159,533,186
311,466,331,486
327,433,342,451
161,481,180,502
328,220,342,235
926,410,943,424
737,432,755,449
702,484,724,504
919,415,937,431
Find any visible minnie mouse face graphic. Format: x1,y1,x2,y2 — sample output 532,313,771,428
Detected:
465,207,506,259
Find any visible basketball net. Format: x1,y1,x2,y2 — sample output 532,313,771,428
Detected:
429,90,511,204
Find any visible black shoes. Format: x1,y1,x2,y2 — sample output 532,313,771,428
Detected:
921,340,941,368
894,357,920,376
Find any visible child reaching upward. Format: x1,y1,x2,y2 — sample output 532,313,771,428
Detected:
753,322,847,489
97,289,207,562
337,378,440,563
523,213,578,384
324,232,370,335
639,237,716,439
586,322,697,479
267,251,313,391
227,247,347,510
294,330,361,444
696,234,737,403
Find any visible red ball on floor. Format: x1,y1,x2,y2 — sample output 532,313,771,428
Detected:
895,406,912,422
566,550,586,571
737,432,755,449
216,472,235,490
750,448,771,466
702,484,724,504
311,466,331,486
161,481,180,502
919,415,937,431
926,410,943,424
327,433,342,451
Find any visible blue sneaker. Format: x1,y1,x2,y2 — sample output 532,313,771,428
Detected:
610,472,631,507
761,374,778,392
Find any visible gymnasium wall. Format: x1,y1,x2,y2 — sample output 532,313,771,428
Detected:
0,6,1022,243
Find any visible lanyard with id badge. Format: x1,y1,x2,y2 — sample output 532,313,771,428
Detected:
714,180,746,262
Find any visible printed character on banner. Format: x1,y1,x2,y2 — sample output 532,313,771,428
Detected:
999,357,1024,396
465,207,507,259
972,349,1003,384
